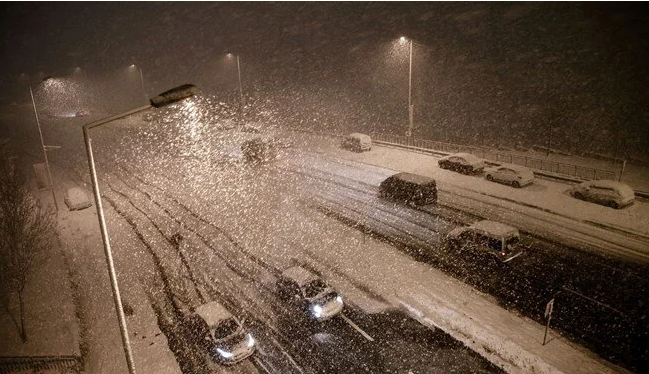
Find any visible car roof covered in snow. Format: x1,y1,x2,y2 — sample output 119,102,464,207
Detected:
447,152,481,161
347,133,371,140
194,301,234,328
469,220,519,238
389,172,436,186
495,163,533,173
282,266,319,287
583,179,635,197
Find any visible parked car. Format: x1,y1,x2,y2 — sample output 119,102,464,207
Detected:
187,301,256,365
569,179,635,209
379,172,437,206
438,153,486,174
341,133,372,152
277,266,344,321
241,137,278,163
447,220,523,263
485,164,534,188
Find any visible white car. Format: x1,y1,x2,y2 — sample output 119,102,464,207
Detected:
569,180,635,209
485,164,534,188
187,301,256,365
438,153,486,175
447,220,523,263
277,266,344,321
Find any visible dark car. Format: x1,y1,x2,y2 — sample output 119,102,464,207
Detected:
438,152,486,175
379,172,437,206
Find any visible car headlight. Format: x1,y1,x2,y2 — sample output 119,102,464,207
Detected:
247,334,255,348
312,304,323,318
216,348,233,358
336,296,343,304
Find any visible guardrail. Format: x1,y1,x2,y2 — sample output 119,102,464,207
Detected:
370,133,618,181
0,356,82,374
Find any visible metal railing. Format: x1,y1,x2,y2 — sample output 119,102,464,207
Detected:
370,133,618,181
0,356,82,374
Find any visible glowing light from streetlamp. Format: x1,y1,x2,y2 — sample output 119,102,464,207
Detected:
399,36,408,44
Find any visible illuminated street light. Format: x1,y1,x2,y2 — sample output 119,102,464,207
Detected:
398,36,414,138
128,64,147,104
82,84,200,374
226,53,244,124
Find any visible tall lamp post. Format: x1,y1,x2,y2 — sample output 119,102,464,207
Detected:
82,84,200,374
399,36,414,138
129,64,147,104
226,53,244,123
29,78,60,211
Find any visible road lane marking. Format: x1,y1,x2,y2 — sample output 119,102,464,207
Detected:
340,313,374,342
252,356,272,374
270,336,305,374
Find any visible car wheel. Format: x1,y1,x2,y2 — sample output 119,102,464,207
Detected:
512,181,521,188
573,191,584,200
486,174,494,182
608,200,619,209
439,162,447,169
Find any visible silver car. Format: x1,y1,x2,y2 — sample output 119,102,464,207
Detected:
447,220,523,263
485,164,534,188
569,180,635,209
277,266,344,321
188,301,256,365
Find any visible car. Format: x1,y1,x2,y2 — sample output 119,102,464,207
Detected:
379,172,437,206
277,266,344,321
241,137,278,163
569,179,635,209
186,301,256,365
438,153,486,174
447,220,523,263
75,110,89,117
341,133,372,152
485,164,534,188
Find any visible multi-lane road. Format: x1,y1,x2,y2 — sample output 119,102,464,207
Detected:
2,104,648,372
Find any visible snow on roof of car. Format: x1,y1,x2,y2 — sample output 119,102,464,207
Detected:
469,220,519,237
347,133,371,140
584,179,635,197
496,163,533,173
391,172,436,185
282,266,319,287
194,301,234,328
444,152,483,163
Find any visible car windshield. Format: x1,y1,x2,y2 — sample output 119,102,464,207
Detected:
303,279,328,298
212,318,240,340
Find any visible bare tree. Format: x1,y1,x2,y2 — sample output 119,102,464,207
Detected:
0,154,55,342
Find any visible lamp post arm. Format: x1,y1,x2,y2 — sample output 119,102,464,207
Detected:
84,105,152,131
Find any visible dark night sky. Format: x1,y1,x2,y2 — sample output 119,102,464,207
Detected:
1,2,648,155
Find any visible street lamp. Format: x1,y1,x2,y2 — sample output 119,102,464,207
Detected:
82,84,200,374
226,53,244,123
129,64,147,104
26,76,60,211
399,36,414,138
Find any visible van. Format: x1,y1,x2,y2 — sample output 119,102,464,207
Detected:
447,220,523,263
379,172,437,206
341,133,372,152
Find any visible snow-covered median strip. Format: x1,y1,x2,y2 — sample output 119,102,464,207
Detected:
396,291,626,374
